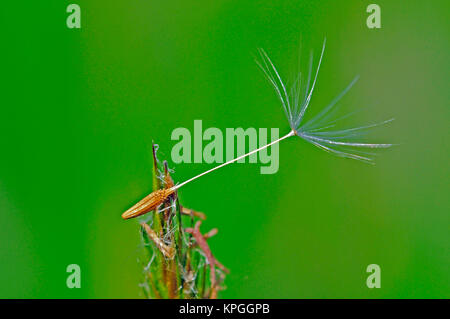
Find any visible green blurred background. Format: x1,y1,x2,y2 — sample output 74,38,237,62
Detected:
0,1,448,298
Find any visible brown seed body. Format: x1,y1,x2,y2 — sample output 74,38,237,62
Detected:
121,188,175,220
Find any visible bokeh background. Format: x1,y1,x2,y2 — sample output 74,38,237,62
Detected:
0,1,448,298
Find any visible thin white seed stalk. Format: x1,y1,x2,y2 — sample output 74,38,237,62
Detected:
172,129,295,191
121,130,295,220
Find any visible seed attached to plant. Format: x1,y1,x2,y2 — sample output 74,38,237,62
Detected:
122,188,175,220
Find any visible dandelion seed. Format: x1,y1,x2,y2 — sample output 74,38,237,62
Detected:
122,39,393,220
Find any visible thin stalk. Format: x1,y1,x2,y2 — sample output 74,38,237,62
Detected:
172,130,295,191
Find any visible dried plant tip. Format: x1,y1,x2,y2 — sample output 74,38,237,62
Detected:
180,205,206,220
203,228,218,240
122,188,175,220
141,223,175,259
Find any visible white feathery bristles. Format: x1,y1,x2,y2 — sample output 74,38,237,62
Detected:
256,39,393,163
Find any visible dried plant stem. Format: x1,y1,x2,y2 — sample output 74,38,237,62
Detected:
146,272,161,299
122,188,175,219
180,205,206,220
141,223,175,259
173,130,295,191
